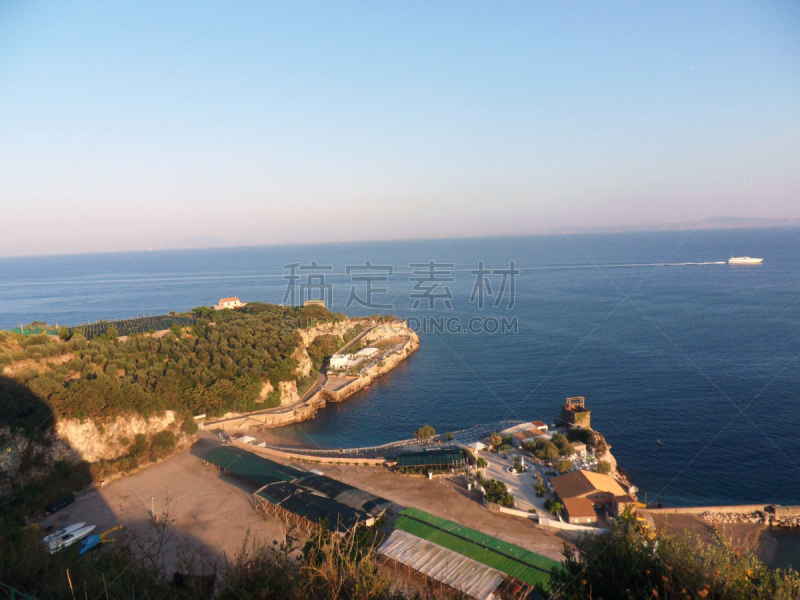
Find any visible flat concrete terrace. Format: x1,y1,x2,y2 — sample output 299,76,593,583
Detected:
323,376,355,392
482,451,551,515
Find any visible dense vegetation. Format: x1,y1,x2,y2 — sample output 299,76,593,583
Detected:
70,314,197,340
306,334,344,369
413,425,436,441
551,509,800,599
479,478,514,507
523,433,575,462
0,303,345,426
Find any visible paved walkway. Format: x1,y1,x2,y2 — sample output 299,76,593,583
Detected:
482,451,552,515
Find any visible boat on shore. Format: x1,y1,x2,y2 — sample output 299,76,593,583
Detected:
42,522,85,546
47,524,96,553
728,256,763,265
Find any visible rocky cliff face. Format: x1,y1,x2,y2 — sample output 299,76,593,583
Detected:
296,319,351,347
292,342,313,378
278,380,301,406
56,411,181,463
0,411,194,495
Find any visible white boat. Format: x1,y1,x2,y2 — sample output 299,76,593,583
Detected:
42,522,85,545
728,256,763,265
47,524,96,553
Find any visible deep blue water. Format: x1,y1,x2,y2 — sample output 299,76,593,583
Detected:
1,228,799,508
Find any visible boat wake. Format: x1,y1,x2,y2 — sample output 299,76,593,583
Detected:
520,261,727,272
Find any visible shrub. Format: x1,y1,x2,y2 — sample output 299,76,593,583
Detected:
150,430,175,453
524,439,560,460
413,425,435,441
555,459,573,474
482,479,514,507
129,433,148,456
596,460,612,475
544,498,564,515
181,415,198,435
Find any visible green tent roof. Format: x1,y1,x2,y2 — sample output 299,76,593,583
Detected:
255,482,371,532
203,446,306,487
396,449,465,468
394,507,558,588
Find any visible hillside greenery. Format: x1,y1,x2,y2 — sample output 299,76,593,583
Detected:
0,303,346,428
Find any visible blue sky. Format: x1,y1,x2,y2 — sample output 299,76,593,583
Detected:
1,1,798,256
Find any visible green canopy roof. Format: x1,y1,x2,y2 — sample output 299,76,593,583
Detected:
396,449,465,468
394,507,558,588
203,446,306,487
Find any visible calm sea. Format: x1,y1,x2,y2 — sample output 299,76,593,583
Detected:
1,228,799,508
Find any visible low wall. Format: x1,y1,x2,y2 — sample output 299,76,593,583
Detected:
646,504,768,515
231,440,388,467
203,393,326,431
322,378,364,402
497,506,538,520
539,515,608,534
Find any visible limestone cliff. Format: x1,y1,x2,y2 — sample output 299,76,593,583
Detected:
0,411,194,494
56,411,183,463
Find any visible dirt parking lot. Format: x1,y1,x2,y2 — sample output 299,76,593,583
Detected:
43,437,572,575
42,446,289,574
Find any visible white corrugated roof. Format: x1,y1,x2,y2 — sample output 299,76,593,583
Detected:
379,529,504,600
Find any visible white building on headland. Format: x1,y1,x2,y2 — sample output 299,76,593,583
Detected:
214,297,245,310
329,355,349,369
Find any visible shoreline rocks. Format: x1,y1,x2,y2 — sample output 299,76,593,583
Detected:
699,510,800,528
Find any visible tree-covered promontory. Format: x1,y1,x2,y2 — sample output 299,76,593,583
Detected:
0,303,345,426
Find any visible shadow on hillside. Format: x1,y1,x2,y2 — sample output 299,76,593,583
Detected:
0,376,234,598
0,375,56,437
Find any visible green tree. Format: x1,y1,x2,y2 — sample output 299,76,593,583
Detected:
489,432,502,449
445,432,454,440
544,498,564,515
526,439,560,461
482,479,514,507
476,457,488,469
307,334,344,365
414,425,436,441
181,415,198,435
596,460,612,475
555,459,573,474
533,475,547,497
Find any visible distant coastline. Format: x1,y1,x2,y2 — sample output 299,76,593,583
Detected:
549,216,800,235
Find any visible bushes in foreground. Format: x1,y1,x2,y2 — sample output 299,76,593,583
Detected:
550,509,800,599
0,511,409,600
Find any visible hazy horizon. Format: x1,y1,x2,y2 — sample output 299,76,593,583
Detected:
2,1,799,257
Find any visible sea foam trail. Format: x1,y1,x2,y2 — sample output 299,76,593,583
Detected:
520,261,727,271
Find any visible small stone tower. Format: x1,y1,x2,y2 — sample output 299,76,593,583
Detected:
559,396,591,429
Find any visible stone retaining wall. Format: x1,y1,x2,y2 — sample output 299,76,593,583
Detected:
646,504,768,515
